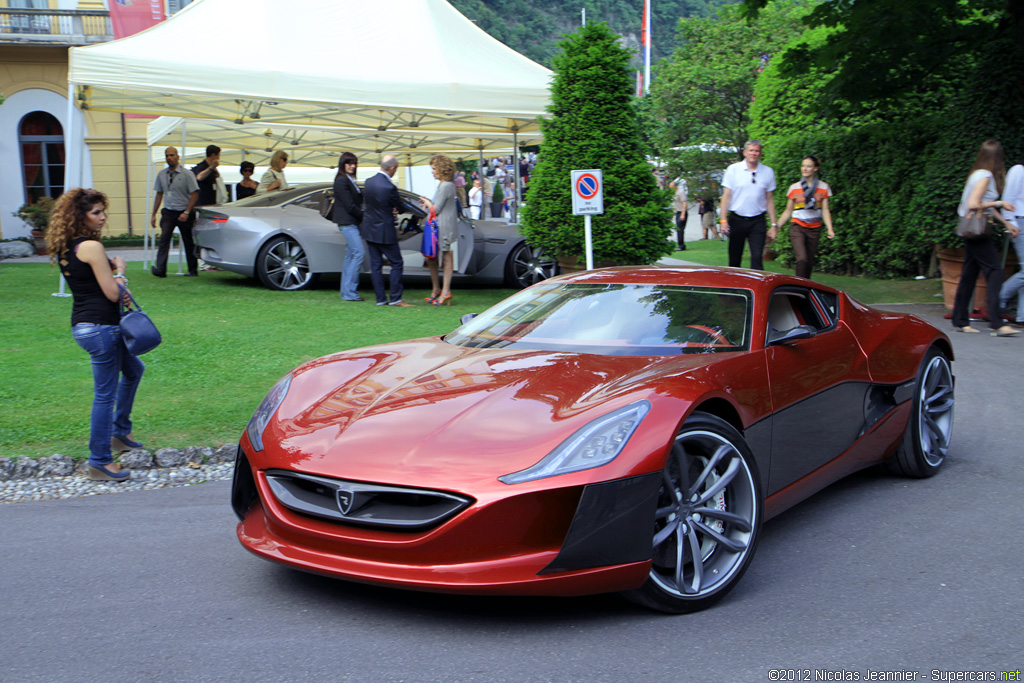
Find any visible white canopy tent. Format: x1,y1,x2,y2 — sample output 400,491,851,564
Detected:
65,0,552,273
68,0,552,138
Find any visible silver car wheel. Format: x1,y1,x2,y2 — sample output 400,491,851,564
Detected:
916,354,954,467
257,235,314,291
505,242,557,288
889,348,954,477
626,412,761,613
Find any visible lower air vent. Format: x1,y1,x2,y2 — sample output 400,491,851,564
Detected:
265,470,472,530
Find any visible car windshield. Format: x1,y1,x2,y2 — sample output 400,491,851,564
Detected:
446,283,752,356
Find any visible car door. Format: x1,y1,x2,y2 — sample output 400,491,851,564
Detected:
764,286,872,494
395,193,475,274
280,189,347,273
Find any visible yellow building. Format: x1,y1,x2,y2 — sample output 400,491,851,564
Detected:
0,0,191,240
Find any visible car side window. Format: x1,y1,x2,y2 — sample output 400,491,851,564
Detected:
766,287,834,342
291,191,323,212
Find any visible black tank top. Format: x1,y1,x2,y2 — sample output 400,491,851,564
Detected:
62,237,120,326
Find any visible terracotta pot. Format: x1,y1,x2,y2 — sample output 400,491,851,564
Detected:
30,229,48,256
936,246,1018,311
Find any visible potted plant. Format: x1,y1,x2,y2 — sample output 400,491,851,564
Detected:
14,197,55,255
490,183,504,218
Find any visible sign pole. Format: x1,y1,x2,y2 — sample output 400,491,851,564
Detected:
584,215,594,270
571,169,604,271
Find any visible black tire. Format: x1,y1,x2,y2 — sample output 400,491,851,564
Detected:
625,412,762,613
255,235,318,291
887,347,954,477
504,241,558,288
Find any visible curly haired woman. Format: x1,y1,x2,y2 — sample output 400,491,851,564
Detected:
47,188,145,481
420,154,459,305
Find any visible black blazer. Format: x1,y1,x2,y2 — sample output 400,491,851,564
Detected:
360,172,405,244
331,174,363,227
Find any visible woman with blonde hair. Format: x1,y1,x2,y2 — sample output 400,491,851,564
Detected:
421,154,458,305
257,151,290,193
952,139,1020,336
47,188,145,481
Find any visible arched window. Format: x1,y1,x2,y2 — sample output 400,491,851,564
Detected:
19,111,65,204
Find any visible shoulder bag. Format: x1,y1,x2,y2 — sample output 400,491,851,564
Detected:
319,188,335,220
956,210,991,239
118,285,162,355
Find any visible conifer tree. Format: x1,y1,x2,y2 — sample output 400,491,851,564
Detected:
521,22,672,265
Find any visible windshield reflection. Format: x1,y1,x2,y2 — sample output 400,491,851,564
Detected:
446,283,752,356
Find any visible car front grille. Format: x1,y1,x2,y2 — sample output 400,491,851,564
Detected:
264,469,473,531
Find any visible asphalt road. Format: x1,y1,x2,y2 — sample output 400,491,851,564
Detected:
2,304,1021,683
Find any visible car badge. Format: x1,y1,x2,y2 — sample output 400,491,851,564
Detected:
337,489,355,515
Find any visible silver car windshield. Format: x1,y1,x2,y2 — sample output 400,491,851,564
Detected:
446,283,752,356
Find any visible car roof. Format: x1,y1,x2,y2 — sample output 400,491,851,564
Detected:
549,265,840,296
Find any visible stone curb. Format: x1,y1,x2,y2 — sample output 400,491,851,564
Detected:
0,444,237,481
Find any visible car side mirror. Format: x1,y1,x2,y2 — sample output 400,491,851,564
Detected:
460,313,478,325
767,325,817,345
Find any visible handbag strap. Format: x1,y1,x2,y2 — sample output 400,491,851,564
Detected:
118,284,142,316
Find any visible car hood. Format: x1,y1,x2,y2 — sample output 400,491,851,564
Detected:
264,338,712,488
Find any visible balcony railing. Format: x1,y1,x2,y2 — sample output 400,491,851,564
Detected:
0,8,112,45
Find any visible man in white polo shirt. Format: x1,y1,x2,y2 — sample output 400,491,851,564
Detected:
719,140,778,270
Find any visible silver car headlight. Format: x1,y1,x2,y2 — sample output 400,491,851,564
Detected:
246,373,292,452
499,400,651,485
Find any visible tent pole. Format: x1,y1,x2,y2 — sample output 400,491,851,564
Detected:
512,128,519,223
53,84,80,297
144,142,153,269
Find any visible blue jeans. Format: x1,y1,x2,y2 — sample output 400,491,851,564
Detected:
72,323,145,466
999,217,1024,322
338,225,365,300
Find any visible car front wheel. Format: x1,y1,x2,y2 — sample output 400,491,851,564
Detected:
504,242,558,288
625,412,762,613
256,235,318,291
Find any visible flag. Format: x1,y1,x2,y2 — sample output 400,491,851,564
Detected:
636,0,652,96
108,0,165,40
642,0,651,94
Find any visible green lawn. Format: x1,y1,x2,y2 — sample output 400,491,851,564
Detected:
1,262,516,459
673,238,944,305
1,251,942,460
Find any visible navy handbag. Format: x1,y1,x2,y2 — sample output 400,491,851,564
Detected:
118,285,162,355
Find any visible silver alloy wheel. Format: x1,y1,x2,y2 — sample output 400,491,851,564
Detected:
916,354,954,467
649,424,758,603
258,236,313,291
506,242,557,288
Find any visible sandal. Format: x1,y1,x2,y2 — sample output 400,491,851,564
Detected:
954,326,980,333
991,325,1021,337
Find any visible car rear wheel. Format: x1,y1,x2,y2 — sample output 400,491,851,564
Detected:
504,242,557,288
256,235,318,291
888,347,954,477
625,412,762,613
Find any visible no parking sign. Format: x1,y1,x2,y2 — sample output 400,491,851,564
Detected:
571,169,604,215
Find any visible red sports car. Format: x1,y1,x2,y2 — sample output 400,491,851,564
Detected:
231,266,954,612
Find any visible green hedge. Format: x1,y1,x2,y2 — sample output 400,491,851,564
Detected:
751,30,1024,278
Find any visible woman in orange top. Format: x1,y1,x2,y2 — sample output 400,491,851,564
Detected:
773,156,835,280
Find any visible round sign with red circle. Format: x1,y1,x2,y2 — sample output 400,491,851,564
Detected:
575,173,600,199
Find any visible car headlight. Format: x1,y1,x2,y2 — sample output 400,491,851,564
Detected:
245,373,292,452
499,400,651,485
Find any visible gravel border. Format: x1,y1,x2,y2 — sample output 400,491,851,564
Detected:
0,445,237,504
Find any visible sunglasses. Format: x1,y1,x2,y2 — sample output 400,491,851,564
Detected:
751,171,756,184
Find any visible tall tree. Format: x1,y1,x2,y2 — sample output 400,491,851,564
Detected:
521,22,673,265
740,0,1024,108
646,2,813,197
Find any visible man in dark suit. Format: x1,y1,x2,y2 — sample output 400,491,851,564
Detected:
361,155,414,307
